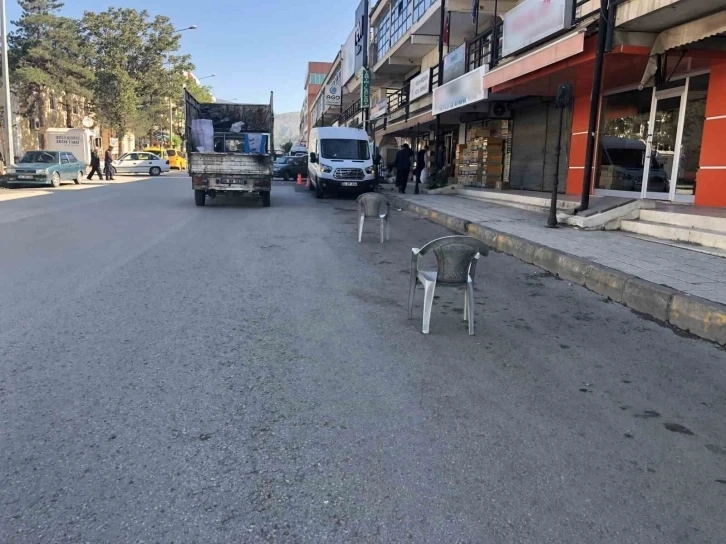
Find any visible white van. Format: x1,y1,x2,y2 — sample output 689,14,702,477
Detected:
308,127,378,198
289,144,307,157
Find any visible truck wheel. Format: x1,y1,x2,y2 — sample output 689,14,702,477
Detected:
194,190,206,207
74,170,84,185
261,192,271,207
315,179,324,199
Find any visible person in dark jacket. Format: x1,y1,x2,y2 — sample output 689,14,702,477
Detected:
104,146,115,180
414,145,428,194
394,143,414,194
87,147,103,180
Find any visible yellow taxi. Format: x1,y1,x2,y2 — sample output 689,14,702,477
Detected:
166,149,187,170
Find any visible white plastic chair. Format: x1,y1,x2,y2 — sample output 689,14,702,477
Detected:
357,193,390,243
408,236,489,335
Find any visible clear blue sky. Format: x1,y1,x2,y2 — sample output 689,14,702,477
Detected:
7,0,359,113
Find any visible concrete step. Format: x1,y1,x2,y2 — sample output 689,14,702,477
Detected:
456,187,576,214
639,209,726,232
620,219,726,251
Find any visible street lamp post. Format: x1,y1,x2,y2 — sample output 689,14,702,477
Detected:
165,25,198,148
1,0,14,167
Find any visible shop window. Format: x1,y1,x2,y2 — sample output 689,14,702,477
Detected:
597,89,653,192
597,74,709,196
675,73,709,197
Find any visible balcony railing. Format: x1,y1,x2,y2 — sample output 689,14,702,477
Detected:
338,98,361,125
387,86,409,114
467,23,502,72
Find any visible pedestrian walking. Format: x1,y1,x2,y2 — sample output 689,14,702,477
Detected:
394,143,414,194
87,147,103,180
104,146,115,180
414,145,428,195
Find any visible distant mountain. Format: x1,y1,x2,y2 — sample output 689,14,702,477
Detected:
274,112,301,145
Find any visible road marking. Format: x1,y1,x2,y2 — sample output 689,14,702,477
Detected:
0,189,51,201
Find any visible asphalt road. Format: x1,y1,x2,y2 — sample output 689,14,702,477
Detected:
1,173,725,543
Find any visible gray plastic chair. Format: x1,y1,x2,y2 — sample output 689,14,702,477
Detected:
357,193,390,243
408,236,489,335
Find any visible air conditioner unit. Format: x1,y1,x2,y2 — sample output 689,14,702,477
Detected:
489,102,509,118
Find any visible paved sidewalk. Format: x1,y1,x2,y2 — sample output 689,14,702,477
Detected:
390,193,726,344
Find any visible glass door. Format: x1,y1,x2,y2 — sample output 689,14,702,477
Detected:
642,85,687,200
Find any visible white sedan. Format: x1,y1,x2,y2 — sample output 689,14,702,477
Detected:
112,152,171,176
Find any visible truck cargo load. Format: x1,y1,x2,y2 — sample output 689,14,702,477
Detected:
185,89,275,207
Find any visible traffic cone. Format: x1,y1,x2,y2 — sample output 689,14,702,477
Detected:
295,172,306,192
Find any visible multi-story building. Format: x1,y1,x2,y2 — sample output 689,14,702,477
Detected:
306,0,726,210
299,61,334,146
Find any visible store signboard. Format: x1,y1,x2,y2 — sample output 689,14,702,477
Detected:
502,0,573,57
354,0,368,73
341,29,356,85
409,71,431,101
324,84,342,107
443,43,466,84
432,65,488,115
360,68,371,108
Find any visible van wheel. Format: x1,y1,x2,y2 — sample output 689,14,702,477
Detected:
261,192,271,207
194,190,206,207
74,171,84,184
282,171,290,181
315,180,324,199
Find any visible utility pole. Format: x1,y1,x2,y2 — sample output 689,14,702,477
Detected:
169,98,174,148
435,0,446,170
1,0,15,166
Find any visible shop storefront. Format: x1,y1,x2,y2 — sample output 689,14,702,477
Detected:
595,72,709,204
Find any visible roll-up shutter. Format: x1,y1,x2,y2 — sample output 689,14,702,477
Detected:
509,102,570,193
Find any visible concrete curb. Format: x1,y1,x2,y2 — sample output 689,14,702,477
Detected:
390,195,726,346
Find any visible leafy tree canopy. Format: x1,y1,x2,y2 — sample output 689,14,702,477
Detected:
9,0,94,107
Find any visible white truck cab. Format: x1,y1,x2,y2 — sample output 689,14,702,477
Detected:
45,128,100,166
307,127,379,198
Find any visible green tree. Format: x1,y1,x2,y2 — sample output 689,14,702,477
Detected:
281,141,293,154
82,8,193,140
185,77,214,104
9,1,93,115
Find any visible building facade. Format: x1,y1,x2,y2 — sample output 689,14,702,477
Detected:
307,0,726,208
299,61,334,147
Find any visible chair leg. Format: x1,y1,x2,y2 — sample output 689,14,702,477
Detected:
408,276,417,319
463,288,469,322
467,282,475,335
358,214,365,243
422,281,436,334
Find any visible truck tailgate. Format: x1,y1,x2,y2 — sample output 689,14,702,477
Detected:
189,152,272,176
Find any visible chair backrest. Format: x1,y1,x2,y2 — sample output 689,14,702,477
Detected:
357,193,389,217
419,236,489,284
